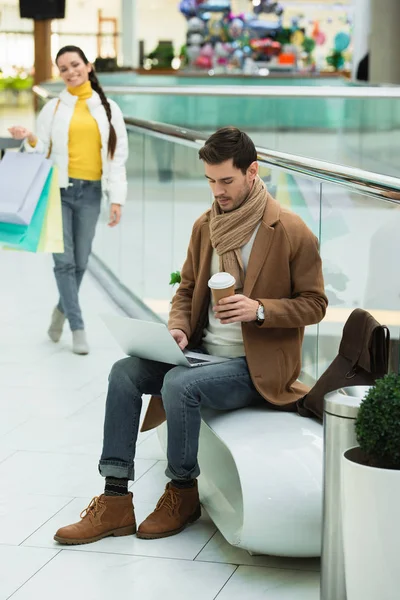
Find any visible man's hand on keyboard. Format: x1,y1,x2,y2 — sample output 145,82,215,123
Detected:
169,329,189,350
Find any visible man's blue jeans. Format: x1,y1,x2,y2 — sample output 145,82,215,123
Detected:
99,356,263,482
53,179,101,331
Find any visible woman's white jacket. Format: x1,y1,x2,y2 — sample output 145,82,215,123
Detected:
25,89,128,205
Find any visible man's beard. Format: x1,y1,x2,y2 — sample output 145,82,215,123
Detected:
231,183,252,210
216,183,252,212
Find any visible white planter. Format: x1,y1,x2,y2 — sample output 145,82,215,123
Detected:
341,447,400,600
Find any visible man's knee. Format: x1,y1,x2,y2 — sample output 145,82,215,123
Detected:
161,367,198,407
109,356,142,384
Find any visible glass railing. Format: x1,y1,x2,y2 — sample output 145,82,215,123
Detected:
94,121,400,385
38,80,400,177
33,86,400,384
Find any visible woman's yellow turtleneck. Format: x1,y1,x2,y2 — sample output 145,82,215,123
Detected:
67,81,102,181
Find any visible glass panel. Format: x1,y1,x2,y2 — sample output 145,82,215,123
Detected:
92,129,400,384
172,143,212,285
141,135,175,320
107,91,400,178
358,97,400,178
120,130,146,299
318,183,400,376
95,196,122,283
275,96,363,165
138,140,214,321
43,76,400,176
92,130,145,295
91,133,212,324
108,93,280,139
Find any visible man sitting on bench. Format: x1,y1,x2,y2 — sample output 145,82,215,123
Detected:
54,127,327,545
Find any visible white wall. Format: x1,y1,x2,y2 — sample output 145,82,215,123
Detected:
0,0,122,65
136,0,186,55
0,0,121,34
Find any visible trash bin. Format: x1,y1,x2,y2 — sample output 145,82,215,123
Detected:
320,386,371,600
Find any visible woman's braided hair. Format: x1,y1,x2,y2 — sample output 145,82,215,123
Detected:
55,45,117,159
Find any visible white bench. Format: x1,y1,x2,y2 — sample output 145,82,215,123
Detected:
158,406,323,557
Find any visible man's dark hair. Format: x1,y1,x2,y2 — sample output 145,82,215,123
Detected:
198,127,257,175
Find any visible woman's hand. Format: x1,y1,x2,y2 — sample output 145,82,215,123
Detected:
8,126,37,145
108,203,122,227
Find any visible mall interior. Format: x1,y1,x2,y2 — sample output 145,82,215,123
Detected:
0,0,399,598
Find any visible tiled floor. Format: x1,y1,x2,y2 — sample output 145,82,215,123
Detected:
0,251,320,599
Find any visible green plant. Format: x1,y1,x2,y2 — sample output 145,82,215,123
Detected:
355,373,400,470
302,37,316,55
94,57,119,72
326,49,345,71
0,74,33,92
169,271,181,286
147,42,175,69
179,45,188,68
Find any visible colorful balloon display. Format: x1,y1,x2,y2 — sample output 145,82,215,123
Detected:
178,0,351,73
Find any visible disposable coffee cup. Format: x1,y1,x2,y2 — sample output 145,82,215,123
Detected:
208,272,236,304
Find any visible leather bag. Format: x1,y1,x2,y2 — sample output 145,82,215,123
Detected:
297,308,390,421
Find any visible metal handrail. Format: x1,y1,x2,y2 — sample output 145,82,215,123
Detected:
33,85,400,203
35,83,400,99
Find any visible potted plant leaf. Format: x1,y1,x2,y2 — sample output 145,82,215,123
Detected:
169,270,181,305
341,373,400,600
169,271,181,287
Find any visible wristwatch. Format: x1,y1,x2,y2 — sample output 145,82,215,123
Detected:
256,301,265,324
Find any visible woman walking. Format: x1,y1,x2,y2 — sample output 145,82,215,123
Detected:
9,46,128,355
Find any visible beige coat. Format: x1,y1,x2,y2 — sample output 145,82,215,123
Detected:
168,194,328,408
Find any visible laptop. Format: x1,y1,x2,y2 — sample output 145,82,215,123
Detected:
102,314,230,368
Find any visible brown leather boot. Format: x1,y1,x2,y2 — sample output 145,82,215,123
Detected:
137,481,201,540
54,493,136,545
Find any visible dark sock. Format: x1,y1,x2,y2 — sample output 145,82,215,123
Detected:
171,479,196,489
104,476,129,496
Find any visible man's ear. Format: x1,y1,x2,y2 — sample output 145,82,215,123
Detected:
248,161,259,181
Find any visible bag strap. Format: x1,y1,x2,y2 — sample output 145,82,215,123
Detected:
46,99,61,159
384,325,391,372
353,323,390,377
384,325,390,360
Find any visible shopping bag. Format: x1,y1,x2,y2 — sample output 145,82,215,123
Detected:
0,168,53,252
37,167,64,253
0,151,52,225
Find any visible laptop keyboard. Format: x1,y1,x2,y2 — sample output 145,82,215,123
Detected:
186,356,209,365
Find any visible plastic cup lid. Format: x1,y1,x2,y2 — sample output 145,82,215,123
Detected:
208,272,236,289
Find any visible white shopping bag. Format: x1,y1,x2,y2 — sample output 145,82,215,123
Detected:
0,151,52,226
